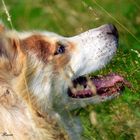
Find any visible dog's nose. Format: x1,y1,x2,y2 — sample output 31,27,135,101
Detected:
107,24,119,39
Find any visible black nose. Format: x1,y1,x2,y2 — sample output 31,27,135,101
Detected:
107,24,119,39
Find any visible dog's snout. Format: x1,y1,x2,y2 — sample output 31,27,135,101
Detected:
107,24,119,39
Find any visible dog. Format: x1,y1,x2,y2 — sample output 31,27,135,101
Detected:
0,23,118,140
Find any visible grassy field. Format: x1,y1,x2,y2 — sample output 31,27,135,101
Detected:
0,0,140,139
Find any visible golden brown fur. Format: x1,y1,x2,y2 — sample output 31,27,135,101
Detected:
0,30,70,140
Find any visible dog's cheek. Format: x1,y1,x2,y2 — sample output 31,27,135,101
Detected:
53,54,70,71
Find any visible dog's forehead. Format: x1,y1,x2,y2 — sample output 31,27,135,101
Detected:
18,31,64,41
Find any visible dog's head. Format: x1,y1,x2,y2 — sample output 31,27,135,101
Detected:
0,24,118,111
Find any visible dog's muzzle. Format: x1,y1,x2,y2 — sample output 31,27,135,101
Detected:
68,24,119,78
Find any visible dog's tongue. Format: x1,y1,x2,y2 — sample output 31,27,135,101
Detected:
91,73,131,91
68,73,131,98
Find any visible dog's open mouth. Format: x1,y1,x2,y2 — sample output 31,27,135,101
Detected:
68,73,131,99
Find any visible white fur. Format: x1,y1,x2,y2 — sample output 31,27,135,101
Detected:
68,24,117,78
24,24,118,140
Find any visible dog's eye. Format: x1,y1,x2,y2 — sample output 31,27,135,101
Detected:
54,43,65,55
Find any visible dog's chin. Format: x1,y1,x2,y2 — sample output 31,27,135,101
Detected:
67,73,131,102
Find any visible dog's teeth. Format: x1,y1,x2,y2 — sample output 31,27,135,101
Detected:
77,84,84,90
85,86,89,90
87,80,97,95
70,87,77,95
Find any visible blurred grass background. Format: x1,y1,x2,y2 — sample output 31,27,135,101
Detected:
0,0,140,139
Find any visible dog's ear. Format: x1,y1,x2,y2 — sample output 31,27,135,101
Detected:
0,34,25,76
0,20,6,33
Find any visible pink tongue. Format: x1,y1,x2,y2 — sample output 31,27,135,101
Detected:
68,73,131,98
92,73,125,90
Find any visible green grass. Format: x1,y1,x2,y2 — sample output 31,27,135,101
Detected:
0,0,140,139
